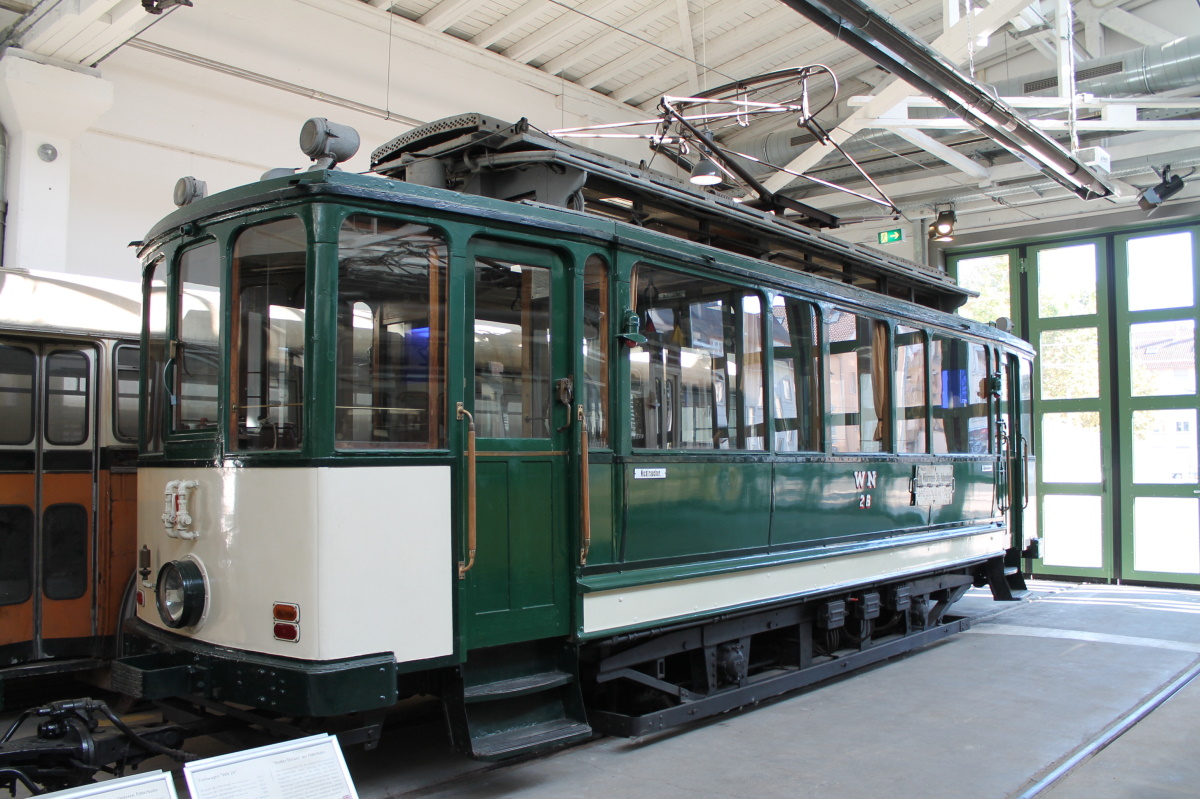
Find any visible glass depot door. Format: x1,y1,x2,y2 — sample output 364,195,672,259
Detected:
954,223,1200,586
459,240,573,650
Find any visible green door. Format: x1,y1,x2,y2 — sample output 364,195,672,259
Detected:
1114,227,1200,585
1026,239,1117,580
460,240,573,650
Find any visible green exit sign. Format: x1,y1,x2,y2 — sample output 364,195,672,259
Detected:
877,228,905,244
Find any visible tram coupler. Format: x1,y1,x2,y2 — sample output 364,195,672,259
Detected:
0,697,195,796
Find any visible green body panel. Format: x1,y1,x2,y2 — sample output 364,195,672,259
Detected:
623,461,773,561
585,461,616,565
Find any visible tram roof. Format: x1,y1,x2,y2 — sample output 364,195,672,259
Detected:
0,268,142,340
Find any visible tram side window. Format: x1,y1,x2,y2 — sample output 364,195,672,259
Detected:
583,255,609,448
45,351,90,446
174,242,221,433
895,326,928,453
335,214,447,449
629,264,764,450
144,258,167,453
829,310,890,453
771,296,820,452
931,336,990,453
0,505,34,605
0,344,35,445
42,503,87,600
113,345,140,443
232,218,308,451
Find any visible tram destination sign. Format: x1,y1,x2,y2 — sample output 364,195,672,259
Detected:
912,464,954,506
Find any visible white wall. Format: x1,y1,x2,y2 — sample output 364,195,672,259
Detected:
34,0,646,280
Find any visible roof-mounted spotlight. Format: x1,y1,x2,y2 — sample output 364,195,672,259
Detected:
300,118,360,171
928,209,956,242
689,156,723,186
1137,166,1187,212
173,176,207,207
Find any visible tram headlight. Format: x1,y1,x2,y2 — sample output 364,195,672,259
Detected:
156,559,206,629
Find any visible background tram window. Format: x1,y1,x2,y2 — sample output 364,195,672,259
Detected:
44,351,90,446
335,214,447,449
232,217,307,451
931,337,990,454
583,255,609,448
770,296,820,452
629,264,763,450
0,505,34,605
144,258,167,453
0,344,36,445
829,310,890,453
42,503,88,600
895,325,928,453
174,242,220,433
113,345,140,443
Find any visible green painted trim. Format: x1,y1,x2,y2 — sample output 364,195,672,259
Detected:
577,522,1003,593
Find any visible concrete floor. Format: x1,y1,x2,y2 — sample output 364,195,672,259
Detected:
7,581,1200,798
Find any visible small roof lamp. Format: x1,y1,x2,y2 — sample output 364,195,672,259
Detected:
689,156,724,186
928,209,956,242
300,118,360,171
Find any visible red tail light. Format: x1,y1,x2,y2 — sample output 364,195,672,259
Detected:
273,622,299,642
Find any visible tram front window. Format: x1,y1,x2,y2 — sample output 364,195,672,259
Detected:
231,217,308,451
335,215,447,449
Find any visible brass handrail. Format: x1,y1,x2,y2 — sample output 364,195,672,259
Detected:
578,405,592,566
1021,435,1030,510
457,402,477,579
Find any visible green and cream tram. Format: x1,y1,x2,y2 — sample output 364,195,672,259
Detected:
116,114,1036,759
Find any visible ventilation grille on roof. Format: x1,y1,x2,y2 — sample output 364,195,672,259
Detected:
1022,60,1124,93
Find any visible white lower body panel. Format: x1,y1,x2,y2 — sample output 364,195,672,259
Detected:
582,529,1008,636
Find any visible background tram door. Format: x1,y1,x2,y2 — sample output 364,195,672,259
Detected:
459,244,573,652
0,340,98,666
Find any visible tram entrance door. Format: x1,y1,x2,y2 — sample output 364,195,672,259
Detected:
0,340,97,665
460,242,572,651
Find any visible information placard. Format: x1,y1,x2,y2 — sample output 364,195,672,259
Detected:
40,770,178,799
183,734,358,799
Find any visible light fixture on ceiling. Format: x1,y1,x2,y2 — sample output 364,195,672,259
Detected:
689,156,724,186
1137,166,1187,212
928,209,956,242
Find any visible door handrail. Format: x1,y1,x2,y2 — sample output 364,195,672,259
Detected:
578,404,591,566
457,402,477,580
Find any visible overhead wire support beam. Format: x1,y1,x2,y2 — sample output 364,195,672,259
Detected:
775,0,1116,200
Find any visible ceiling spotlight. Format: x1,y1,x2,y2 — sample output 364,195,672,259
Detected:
1137,166,1186,212
689,157,723,186
928,209,956,241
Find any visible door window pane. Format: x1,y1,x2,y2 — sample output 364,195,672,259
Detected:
895,326,927,453
1042,495,1103,568
475,255,553,439
113,345,140,443
0,345,35,445
956,254,1011,324
45,351,90,446
1041,412,1102,483
1132,409,1197,484
175,242,221,432
0,505,33,605
1130,320,1195,397
42,503,88,600
1134,498,1199,574
829,310,889,453
771,296,820,452
1040,328,1099,400
335,215,447,449
232,218,308,450
740,295,766,451
1038,244,1097,318
1127,232,1193,311
583,255,609,448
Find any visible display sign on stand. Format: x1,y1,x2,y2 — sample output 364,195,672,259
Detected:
38,771,178,799
183,734,358,799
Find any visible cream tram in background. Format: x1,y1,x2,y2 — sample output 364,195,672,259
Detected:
2,110,1036,777
0,269,141,704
